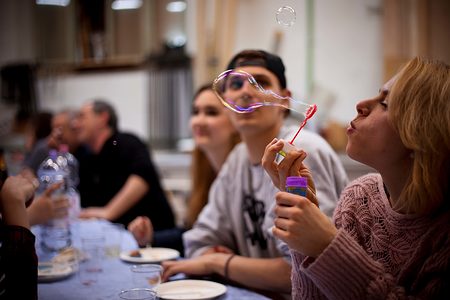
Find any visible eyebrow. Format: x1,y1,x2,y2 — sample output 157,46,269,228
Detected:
252,74,271,82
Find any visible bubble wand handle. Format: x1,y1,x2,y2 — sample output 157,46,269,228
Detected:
289,104,317,144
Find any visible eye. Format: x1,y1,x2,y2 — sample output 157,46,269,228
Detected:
256,79,270,88
191,107,199,115
229,77,244,90
378,89,389,108
204,107,219,116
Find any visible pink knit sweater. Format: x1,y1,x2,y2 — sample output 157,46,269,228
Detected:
291,173,450,299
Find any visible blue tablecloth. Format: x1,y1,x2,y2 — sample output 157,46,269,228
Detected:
36,219,270,300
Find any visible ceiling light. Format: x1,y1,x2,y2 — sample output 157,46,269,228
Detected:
36,0,70,6
166,1,186,13
112,0,142,10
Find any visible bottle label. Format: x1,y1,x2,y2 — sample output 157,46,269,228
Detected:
286,186,307,196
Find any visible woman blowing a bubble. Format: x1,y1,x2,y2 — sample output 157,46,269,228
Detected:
262,57,450,299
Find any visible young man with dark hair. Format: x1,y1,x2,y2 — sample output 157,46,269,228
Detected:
161,50,348,297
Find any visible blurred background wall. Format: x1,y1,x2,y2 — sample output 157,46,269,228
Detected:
1,0,449,149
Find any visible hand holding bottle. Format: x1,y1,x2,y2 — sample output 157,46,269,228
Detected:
0,175,38,229
272,191,337,257
27,182,70,226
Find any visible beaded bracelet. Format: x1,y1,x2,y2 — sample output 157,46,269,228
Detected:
224,254,236,279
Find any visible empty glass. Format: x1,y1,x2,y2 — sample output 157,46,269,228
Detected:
131,264,163,289
102,222,124,258
119,288,157,300
78,236,104,285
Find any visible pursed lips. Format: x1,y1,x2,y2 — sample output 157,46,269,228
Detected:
347,121,356,134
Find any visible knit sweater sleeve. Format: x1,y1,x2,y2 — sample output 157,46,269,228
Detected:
291,174,450,299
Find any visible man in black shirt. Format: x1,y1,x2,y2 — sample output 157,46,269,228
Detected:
76,100,174,229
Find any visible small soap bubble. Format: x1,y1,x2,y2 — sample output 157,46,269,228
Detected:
276,6,296,27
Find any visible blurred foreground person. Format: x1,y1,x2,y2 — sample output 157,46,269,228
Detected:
0,173,39,299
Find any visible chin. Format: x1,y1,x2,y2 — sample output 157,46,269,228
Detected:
345,144,360,163
195,138,210,148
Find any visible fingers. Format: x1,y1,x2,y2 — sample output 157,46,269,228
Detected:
203,245,233,255
262,138,284,189
262,138,283,167
128,216,152,246
275,191,299,207
272,226,289,242
290,152,308,176
43,181,64,197
161,261,182,282
78,209,92,219
273,216,292,231
277,149,306,177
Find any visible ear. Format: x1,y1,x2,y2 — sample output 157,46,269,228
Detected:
280,88,292,110
98,111,110,127
281,88,292,98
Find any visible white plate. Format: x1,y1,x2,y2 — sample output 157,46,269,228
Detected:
119,247,180,263
155,280,227,300
38,262,76,282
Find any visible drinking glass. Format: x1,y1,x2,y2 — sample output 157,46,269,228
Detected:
119,288,157,300
131,264,163,289
102,222,124,258
78,236,104,285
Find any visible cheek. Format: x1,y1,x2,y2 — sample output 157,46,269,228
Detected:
211,118,235,136
189,118,196,130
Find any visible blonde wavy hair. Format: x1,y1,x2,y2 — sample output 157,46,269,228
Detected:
389,57,450,215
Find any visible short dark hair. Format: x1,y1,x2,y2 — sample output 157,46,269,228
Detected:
92,100,118,132
226,49,287,89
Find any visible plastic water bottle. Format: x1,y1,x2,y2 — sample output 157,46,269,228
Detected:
37,149,72,252
58,144,79,187
58,145,81,221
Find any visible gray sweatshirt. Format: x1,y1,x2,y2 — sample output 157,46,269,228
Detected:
183,125,348,260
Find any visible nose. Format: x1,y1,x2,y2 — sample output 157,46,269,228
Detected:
191,112,206,126
355,99,372,116
239,80,257,102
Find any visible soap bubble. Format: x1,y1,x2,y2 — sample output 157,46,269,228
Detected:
213,69,317,124
276,6,296,26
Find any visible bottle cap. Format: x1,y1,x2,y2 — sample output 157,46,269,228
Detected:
286,176,307,187
49,149,58,158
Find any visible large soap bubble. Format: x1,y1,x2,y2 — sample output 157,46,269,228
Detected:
213,69,317,143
